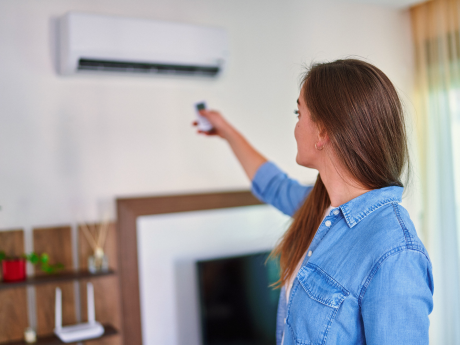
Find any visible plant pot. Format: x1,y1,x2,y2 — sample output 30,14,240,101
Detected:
2,258,26,282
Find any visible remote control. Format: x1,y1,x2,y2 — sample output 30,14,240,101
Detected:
195,101,214,132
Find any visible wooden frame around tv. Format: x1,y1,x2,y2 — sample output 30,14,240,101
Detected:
116,190,263,345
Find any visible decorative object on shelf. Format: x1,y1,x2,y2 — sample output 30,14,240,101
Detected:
24,327,37,343
54,282,104,343
1,257,26,282
25,252,65,274
0,251,64,282
81,222,110,274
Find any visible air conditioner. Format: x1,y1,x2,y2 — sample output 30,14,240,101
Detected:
58,12,229,77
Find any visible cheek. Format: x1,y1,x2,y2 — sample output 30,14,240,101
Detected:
295,122,306,147
294,123,300,141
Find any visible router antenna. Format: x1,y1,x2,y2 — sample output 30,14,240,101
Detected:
87,282,95,325
53,281,104,342
55,287,62,331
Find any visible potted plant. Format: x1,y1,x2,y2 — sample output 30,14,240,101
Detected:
0,251,64,282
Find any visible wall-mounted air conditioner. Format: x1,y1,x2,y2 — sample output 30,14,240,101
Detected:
58,12,229,77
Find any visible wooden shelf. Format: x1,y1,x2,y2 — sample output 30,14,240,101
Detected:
0,270,116,290
0,324,117,345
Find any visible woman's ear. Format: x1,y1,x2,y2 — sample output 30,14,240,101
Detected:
317,126,330,146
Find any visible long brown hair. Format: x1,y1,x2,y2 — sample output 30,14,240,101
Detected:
270,59,410,288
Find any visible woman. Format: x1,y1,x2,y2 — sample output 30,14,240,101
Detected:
194,59,433,344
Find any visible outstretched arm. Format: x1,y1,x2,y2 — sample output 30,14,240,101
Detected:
194,109,312,216
194,109,267,180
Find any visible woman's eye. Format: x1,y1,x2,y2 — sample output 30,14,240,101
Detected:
294,110,299,116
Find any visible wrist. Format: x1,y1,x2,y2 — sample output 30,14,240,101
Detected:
221,124,239,141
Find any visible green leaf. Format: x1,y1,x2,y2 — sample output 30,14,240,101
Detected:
40,262,65,274
42,265,53,274
40,253,49,264
28,253,39,264
0,251,5,261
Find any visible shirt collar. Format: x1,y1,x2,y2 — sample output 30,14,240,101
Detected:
338,186,403,228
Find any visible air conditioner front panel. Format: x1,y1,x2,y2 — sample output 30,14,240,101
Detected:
59,12,228,76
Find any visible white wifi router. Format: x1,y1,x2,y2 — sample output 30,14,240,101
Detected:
54,282,105,343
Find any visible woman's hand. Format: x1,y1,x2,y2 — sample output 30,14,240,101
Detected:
192,110,235,140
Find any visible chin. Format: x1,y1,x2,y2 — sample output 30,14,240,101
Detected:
295,156,307,167
296,155,313,169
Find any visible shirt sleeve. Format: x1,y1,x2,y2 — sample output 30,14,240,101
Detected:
360,249,434,345
251,161,313,217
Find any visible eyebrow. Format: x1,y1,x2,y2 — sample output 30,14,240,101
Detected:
297,99,300,105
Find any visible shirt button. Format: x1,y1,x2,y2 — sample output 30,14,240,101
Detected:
325,220,332,227
284,318,286,324
308,250,312,257
333,209,339,215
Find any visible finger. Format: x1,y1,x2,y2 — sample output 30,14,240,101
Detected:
198,130,217,136
199,109,214,117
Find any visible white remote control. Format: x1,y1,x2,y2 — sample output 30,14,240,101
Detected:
195,101,214,132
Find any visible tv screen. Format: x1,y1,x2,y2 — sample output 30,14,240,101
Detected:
196,251,280,345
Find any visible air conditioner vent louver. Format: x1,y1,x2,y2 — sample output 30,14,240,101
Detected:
78,59,220,76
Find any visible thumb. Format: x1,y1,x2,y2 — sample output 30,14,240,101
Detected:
199,109,211,118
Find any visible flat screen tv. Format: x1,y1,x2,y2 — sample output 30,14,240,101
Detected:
196,251,280,345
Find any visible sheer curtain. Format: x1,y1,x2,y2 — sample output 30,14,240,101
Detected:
411,1,460,343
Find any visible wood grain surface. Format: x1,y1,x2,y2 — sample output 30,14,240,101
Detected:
78,222,122,345
33,226,76,336
0,229,28,343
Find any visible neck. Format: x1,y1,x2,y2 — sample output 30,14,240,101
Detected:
318,162,372,208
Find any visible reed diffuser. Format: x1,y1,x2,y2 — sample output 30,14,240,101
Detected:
81,221,109,273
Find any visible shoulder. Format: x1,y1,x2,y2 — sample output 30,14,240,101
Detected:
357,202,430,261
357,202,433,302
330,201,432,296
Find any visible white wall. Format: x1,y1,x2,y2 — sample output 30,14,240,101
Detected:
0,0,417,230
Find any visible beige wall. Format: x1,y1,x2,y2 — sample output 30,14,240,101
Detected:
0,0,418,230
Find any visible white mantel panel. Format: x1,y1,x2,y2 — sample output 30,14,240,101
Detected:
137,204,290,345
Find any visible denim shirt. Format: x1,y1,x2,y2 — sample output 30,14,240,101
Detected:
251,162,434,345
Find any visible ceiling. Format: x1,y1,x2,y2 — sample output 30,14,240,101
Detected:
334,0,427,8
